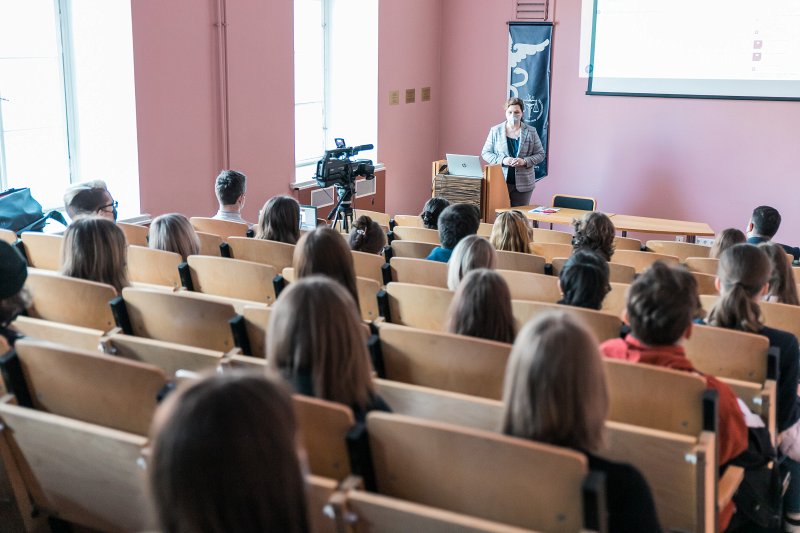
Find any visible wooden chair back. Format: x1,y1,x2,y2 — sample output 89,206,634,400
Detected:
692,271,719,295
242,305,270,358
187,255,277,304
101,334,225,377
389,240,438,259
685,257,719,275
11,316,103,352
528,242,572,263
494,250,545,274
0,397,156,532
601,281,629,317
279,268,379,322
699,294,719,314
388,257,448,288
511,300,622,342
354,209,390,228
227,236,295,271
116,222,149,246
381,282,453,331
127,245,182,288
189,216,248,240
25,271,116,330
793,267,800,283
366,413,589,532
0,228,17,243
552,257,635,284
531,228,572,244
613,236,642,251
610,249,680,273
391,214,424,228
552,194,596,211
646,240,711,261
14,339,166,435
497,270,561,303
293,395,357,480
352,250,386,286
477,222,493,237
391,226,440,244
20,232,63,270
374,323,510,399
761,300,800,342
120,287,238,351
196,230,223,256
307,476,339,533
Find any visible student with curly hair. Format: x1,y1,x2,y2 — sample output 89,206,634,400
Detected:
572,211,616,261
349,215,386,255
419,197,450,230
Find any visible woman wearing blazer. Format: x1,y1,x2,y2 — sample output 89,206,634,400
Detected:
481,97,545,207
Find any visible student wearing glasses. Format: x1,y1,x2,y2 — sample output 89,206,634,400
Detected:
63,180,118,222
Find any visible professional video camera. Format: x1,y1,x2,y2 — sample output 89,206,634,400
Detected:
313,139,375,231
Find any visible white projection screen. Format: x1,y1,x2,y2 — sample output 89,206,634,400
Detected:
585,0,800,100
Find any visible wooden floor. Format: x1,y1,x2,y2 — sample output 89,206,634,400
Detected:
0,461,24,533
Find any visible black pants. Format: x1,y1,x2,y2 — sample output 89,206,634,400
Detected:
507,182,533,207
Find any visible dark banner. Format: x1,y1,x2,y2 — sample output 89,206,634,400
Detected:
508,22,553,181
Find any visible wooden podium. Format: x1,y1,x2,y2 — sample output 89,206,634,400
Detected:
431,160,509,223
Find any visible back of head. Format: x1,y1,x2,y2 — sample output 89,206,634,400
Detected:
626,262,698,345
267,276,373,408
214,170,247,206
420,196,450,230
0,241,30,327
255,195,300,244
490,210,531,253
710,243,771,332
558,249,610,310
63,180,111,219
445,268,515,344
349,215,386,254
61,216,129,293
447,235,497,290
293,226,359,306
502,312,607,452
437,203,481,249
150,371,309,533
710,228,746,259
751,205,781,239
148,213,200,262
760,242,799,305
572,212,616,261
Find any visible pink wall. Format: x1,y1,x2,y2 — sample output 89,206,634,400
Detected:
438,0,800,242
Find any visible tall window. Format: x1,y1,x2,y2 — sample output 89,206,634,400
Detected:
0,0,139,217
293,0,378,182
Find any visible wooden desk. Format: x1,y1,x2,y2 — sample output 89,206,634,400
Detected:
610,214,714,242
496,206,599,227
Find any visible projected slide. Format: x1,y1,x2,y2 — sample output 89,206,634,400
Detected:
586,0,800,99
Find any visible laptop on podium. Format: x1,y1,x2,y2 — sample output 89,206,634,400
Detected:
445,154,483,178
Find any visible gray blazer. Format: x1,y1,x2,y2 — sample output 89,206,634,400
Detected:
481,122,545,193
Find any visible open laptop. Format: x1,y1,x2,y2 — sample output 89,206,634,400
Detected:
299,205,318,230
445,154,483,178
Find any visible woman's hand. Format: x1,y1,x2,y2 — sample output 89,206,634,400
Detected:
505,157,526,167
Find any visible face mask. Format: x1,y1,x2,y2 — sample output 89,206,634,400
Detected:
507,115,521,125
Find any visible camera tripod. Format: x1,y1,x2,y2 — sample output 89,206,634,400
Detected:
327,183,355,232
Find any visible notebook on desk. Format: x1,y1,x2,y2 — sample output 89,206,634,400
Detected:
445,154,483,178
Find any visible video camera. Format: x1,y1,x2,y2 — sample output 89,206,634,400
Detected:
314,141,375,189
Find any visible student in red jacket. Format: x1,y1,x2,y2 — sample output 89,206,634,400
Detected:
599,262,748,530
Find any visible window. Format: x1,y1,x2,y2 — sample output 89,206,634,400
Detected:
0,0,139,217
293,0,378,182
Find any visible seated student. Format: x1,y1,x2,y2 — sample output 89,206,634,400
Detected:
425,203,481,262
759,241,799,305
489,210,531,253
445,269,515,344
349,215,386,255
149,371,309,533
447,235,497,290
746,205,800,261
710,228,746,259
572,211,616,261
63,180,117,222
293,226,359,307
267,277,390,422
503,312,662,533
148,213,200,262
212,170,251,225
60,217,130,294
599,262,747,530
419,196,450,230
557,249,610,310
254,195,300,244
0,241,30,347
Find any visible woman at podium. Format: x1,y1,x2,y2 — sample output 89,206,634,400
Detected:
481,97,545,207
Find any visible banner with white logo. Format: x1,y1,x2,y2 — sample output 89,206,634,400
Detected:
508,22,553,181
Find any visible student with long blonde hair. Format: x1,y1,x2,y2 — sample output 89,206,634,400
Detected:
293,226,359,307
60,217,130,294
255,195,300,244
503,312,661,532
148,213,200,261
759,241,799,305
489,210,531,253
447,235,497,290
445,269,515,344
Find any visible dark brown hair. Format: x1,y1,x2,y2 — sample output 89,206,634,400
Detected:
760,242,799,305
710,228,746,259
61,216,130,294
214,170,247,206
348,215,386,255
255,195,300,244
709,244,770,333
149,371,309,533
420,197,450,230
572,212,616,261
445,269,515,344
504,97,524,112
267,276,374,409
558,249,610,310
293,226,359,307
626,262,698,345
